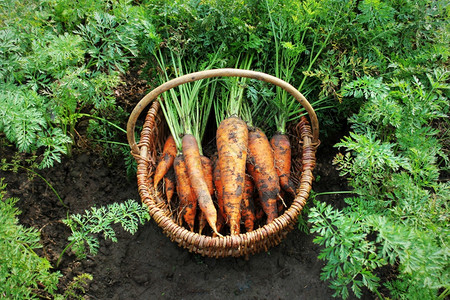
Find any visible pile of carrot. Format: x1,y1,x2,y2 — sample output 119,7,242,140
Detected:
152,51,304,237
152,116,298,237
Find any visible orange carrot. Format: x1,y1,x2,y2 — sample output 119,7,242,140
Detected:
214,209,225,236
247,127,280,224
241,174,256,232
271,133,296,196
198,155,214,235
216,116,248,235
253,195,265,223
182,134,221,236
213,160,225,220
212,158,226,235
201,156,214,195
164,167,176,204
198,213,206,234
154,135,177,189
173,155,196,231
213,160,228,237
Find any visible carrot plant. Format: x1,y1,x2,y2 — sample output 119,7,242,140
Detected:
0,179,61,299
309,70,449,299
0,0,160,168
59,199,150,264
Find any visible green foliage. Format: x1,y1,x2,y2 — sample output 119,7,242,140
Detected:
0,179,61,299
0,0,161,168
310,71,449,299
309,201,385,299
0,84,72,168
75,11,138,73
302,0,448,125
0,28,27,83
0,84,46,152
42,0,111,32
150,0,268,59
28,32,86,86
61,200,150,260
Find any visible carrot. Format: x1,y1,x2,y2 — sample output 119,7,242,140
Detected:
212,158,227,235
198,212,206,235
198,155,214,235
201,156,214,195
154,135,177,190
247,127,280,224
271,133,296,196
241,174,256,232
213,160,225,220
216,116,248,235
164,167,176,204
173,155,196,231
254,195,265,223
182,134,221,236
214,209,225,236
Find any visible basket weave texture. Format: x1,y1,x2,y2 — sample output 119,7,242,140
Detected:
128,69,319,258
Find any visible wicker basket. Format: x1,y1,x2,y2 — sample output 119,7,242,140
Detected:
127,69,320,258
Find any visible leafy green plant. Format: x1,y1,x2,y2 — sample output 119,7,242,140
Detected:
0,178,61,299
75,11,137,73
309,200,386,299
58,199,150,265
151,0,268,61
1,0,161,169
42,0,111,32
75,7,160,74
0,84,72,169
309,71,449,299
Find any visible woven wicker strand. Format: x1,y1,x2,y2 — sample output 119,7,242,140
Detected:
127,69,319,258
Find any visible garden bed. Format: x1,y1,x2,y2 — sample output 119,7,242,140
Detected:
0,134,370,299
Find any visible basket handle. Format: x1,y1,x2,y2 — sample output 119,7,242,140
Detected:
127,68,319,155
